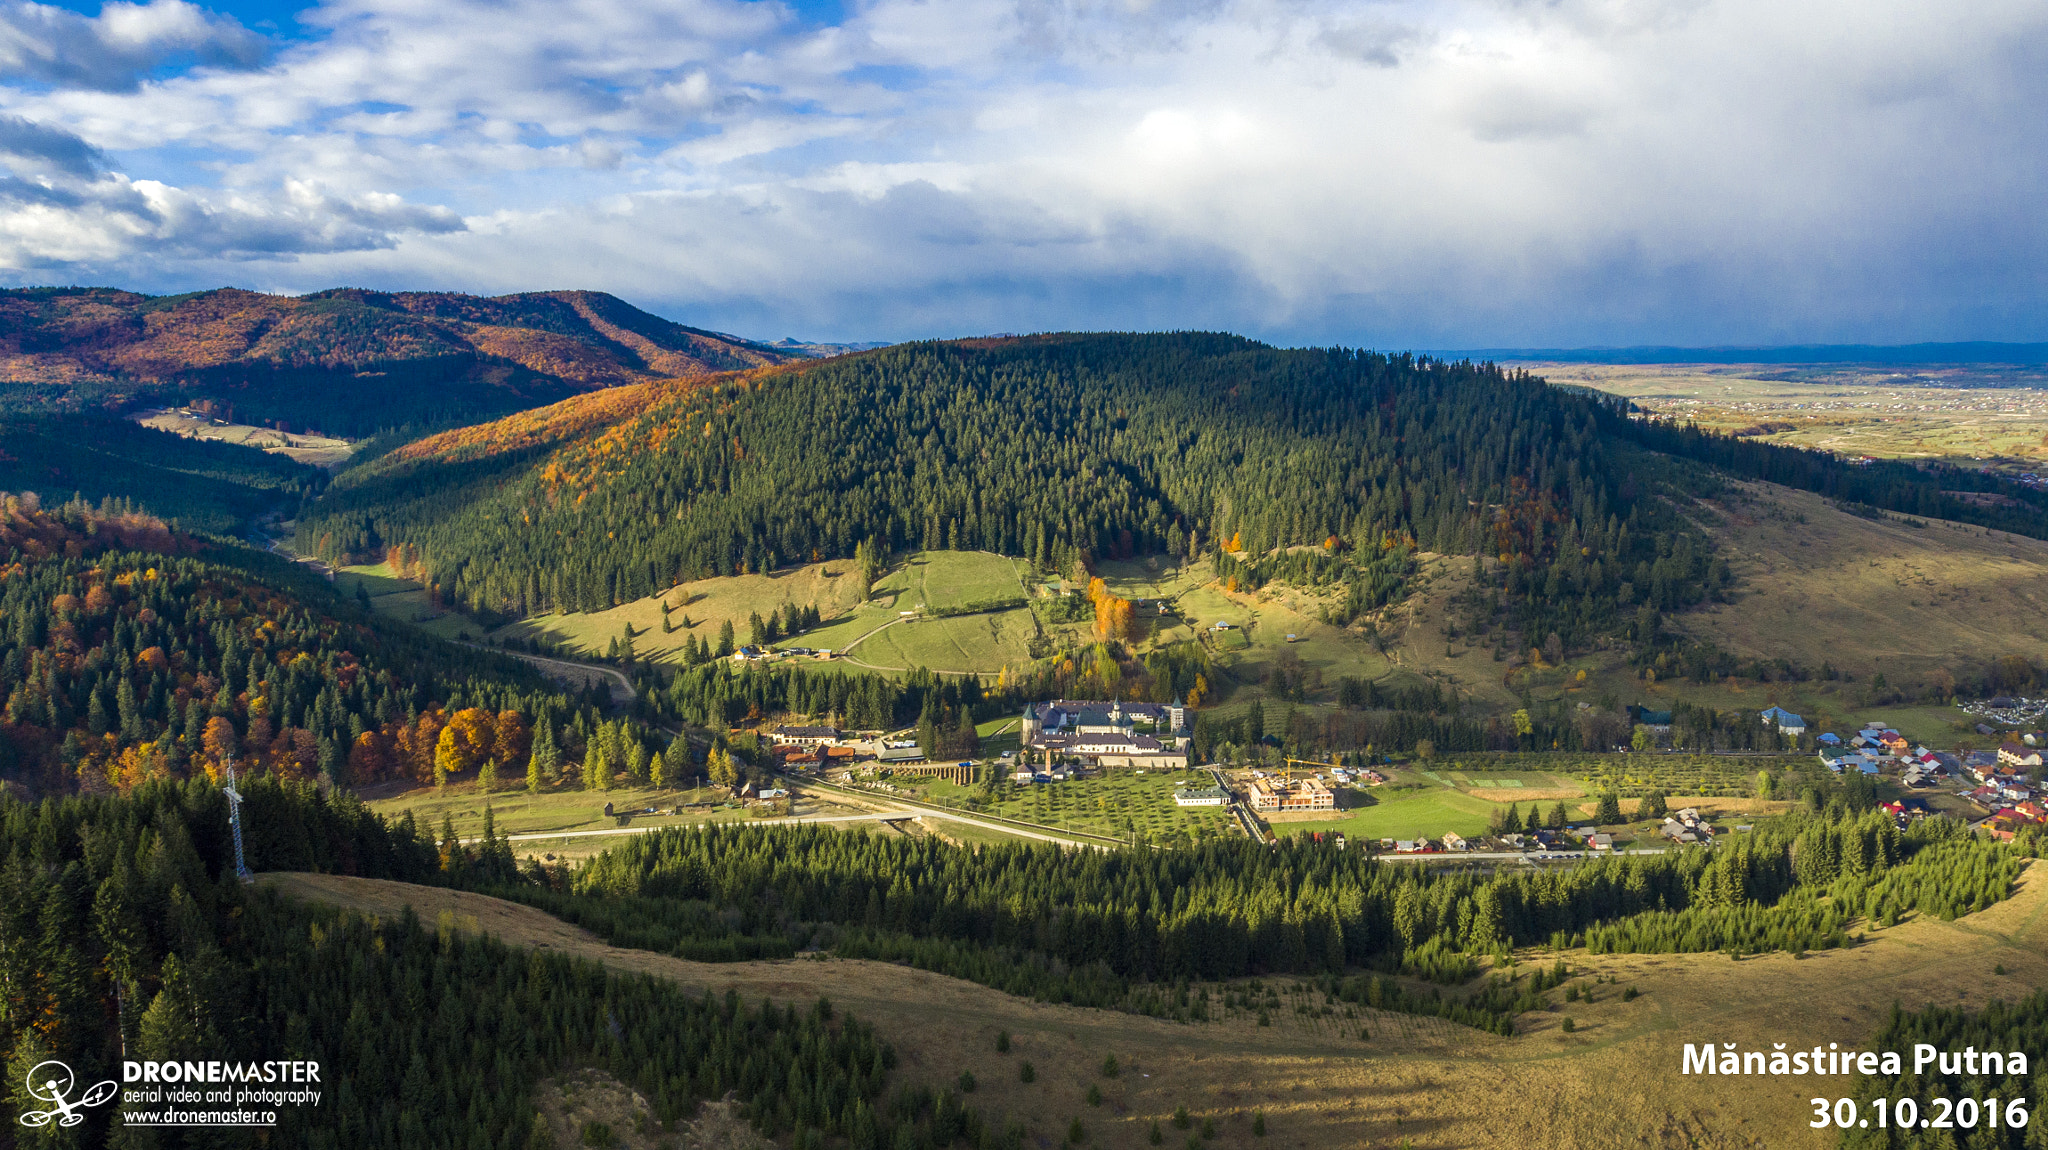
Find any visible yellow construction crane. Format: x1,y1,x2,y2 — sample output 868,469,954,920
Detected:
1282,757,1345,782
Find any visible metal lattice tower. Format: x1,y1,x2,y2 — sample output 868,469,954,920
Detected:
222,760,253,885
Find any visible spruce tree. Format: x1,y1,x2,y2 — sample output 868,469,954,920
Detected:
1548,801,1568,829
1501,803,1522,834
717,620,736,657
1596,791,1623,824
667,732,692,784
530,715,560,783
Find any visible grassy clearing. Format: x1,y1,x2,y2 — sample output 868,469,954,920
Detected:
134,408,359,469
1169,577,1404,709
1670,481,2048,681
491,560,872,662
264,858,2048,1149
893,550,1032,612
335,562,478,641
839,608,1040,674
1367,483,2048,736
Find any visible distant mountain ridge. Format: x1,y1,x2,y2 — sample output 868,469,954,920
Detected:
0,286,797,436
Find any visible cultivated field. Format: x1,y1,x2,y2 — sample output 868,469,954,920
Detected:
1522,361,2048,468
263,857,2048,1150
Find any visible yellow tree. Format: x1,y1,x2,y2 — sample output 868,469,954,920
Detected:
708,747,737,789
442,708,498,772
199,716,238,781
434,727,464,790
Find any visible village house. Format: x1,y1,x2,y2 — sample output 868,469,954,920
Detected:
1999,741,2045,770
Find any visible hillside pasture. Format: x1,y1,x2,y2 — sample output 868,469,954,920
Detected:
1674,481,2048,681
490,558,871,661
263,850,2048,1150
835,608,1040,675
889,550,1032,612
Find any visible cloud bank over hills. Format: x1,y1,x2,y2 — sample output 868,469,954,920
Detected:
0,0,2041,347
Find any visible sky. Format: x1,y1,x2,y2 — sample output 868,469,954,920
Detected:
0,0,2043,347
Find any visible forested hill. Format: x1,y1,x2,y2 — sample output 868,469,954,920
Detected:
0,491,597,798
0,286,796,435
299,333,1700,641
296,331,2048,649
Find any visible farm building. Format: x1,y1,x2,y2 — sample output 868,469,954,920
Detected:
1760,706,1806,735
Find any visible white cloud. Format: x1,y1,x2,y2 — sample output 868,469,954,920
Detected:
0,0,267,92
0,0,2039,345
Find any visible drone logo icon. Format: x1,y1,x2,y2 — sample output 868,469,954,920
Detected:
18,1060,117,1128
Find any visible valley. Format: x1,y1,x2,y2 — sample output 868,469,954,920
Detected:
4,318,2046,1150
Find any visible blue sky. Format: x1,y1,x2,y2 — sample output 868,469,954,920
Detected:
0,0,2042,347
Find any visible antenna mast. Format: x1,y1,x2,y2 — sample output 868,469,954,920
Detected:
222,759,253,884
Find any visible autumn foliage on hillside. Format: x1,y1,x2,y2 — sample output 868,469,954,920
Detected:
0,501,574,797
0,285,794,434
0,490,187,562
